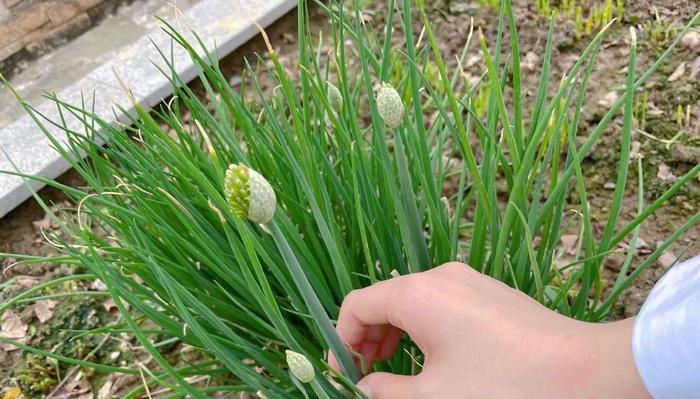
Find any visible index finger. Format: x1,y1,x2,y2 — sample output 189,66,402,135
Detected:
329,275,428,370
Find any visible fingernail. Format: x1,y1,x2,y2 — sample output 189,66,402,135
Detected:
357,383,372,398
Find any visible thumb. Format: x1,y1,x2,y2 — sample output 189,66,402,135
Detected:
357,372,425,399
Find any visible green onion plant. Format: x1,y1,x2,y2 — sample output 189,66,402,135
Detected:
2,0,699,396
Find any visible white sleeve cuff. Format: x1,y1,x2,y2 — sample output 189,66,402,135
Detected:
632,255,700,399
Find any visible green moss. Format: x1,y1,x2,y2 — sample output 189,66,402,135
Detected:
645,117,679,139
13,297,122,397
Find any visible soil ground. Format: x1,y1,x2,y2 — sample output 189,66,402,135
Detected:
1,0,700,396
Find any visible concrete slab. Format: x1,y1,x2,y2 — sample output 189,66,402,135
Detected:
0,79,135,217
0,0,296,218
0,0,200,129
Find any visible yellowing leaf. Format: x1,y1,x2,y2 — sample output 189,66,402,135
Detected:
3,387,22,399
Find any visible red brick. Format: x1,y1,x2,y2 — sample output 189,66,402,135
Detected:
14,5,49,33
71,0,103,10
45,0,81,26
51,11,90,34
24,11,89,51
21,24,52,45
0,40,22,62
4,0,24,7
0,25,22,47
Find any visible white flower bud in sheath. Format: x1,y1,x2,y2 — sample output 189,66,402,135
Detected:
285,350,315,383
376,83,404,128
328,82,344,112
224,163,276,224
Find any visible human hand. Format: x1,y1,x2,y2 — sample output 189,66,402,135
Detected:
329,262,651,399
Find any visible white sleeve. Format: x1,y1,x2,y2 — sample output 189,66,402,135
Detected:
632,254,700,399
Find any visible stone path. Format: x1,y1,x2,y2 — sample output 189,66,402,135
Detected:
0,0,295,218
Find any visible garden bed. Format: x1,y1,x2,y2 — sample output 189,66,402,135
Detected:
1,0,699,396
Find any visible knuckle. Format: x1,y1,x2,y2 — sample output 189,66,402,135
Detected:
439,261,471,273
434,262,481,282
341,288,364,308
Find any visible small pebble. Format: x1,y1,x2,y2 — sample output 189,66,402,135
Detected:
657,162,677,182
636,237,649,250
604,253,625,272
603,182,616,190
657,251,678,269
681,31,700,49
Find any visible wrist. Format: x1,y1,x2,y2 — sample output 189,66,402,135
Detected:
576,318,651,399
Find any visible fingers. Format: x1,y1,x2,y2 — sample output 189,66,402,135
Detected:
336,275,423,339
329,263,473,372
357,372,425,399
327,324,404,371
330,276,424,368
377,326,403,360
359,324,388,365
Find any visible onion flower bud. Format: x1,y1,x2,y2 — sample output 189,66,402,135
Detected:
224,163,276,224
285,350,315,383
376,83,404,128
328,82,343,112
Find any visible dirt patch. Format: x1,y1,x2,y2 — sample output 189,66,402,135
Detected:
413,0,700,317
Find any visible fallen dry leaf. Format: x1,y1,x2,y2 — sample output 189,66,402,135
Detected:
657,162,677,182
689,56,700,80
630,140,641,159
52,377,92,399
32,299,57,323
668,62,686,82
97,373,140,399
96,379,113,399
598,91,618,108
0,310,28,351
32,213,53,230
16,277,39,288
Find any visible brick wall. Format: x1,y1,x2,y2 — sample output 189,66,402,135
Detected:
0,0,135,77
